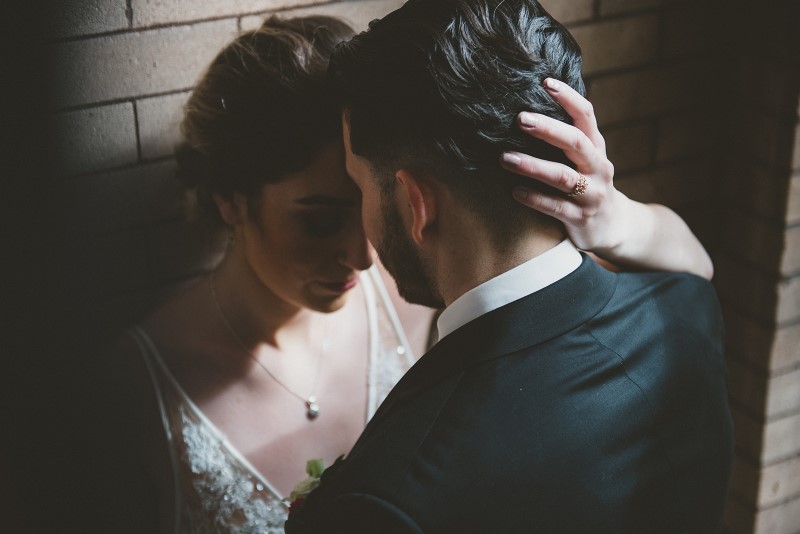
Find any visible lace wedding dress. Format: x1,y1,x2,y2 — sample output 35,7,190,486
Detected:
128,266,415,533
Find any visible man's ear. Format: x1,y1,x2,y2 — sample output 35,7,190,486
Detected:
212,192,247,225
395,169,437,245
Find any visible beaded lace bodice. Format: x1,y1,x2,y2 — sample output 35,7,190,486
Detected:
129,267,415,533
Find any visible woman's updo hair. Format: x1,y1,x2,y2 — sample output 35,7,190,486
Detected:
176,15,355,223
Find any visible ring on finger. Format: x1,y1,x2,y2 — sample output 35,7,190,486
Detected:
567,173,588,197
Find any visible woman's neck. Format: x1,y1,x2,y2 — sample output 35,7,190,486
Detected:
210,252,315,350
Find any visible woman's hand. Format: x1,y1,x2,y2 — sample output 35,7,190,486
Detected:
500,78,713,279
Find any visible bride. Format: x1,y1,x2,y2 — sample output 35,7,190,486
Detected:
109,14,712,533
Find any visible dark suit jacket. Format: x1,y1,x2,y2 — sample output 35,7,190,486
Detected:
298,256,733,533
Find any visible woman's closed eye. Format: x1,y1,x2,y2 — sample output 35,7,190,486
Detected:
300,212,348,238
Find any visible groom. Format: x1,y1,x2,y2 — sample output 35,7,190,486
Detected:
295,0,733,531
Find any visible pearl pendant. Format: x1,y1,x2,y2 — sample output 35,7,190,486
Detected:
306,396,320,420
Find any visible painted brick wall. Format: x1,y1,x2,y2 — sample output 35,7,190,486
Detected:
52,0,731,346
43,0,800,532
49,0,407,344
710,0,800,532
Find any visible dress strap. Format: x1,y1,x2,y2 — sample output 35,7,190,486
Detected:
366,267,415,361
127,326,182,534
361,266,416,420
127,327,285,503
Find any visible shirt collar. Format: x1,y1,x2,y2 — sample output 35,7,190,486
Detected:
435,239,582,341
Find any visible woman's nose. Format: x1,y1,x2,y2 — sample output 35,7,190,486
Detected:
340,224,374,271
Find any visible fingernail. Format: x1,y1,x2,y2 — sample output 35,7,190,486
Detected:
544,78,560,91
501,153,522,167
519,112,538,128
512,187,529,201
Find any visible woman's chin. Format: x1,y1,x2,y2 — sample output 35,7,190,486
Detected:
306,292,350,314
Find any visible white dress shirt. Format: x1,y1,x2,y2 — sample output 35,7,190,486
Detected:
435,239,583,341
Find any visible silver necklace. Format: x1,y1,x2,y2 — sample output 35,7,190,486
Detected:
210,274,325,420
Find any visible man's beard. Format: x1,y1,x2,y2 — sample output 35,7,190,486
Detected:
376,192,444,309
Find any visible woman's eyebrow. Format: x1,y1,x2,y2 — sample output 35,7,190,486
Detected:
294,194,355,207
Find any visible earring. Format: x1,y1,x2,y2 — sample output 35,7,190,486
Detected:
227,228,235,247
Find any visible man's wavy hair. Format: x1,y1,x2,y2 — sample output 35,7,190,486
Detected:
330,0,585,242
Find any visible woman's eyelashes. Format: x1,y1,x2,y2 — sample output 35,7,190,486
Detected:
299,211,348,238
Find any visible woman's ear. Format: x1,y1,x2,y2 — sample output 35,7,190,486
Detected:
212,192,247,225
395,169,438,245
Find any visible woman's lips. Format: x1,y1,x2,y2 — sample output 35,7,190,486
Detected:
318,278,359,293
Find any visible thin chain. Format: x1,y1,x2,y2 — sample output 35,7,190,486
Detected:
209,273,325,416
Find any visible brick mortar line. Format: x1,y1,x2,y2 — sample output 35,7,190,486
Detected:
766,407,800,423
53,88,194,115
132,100,142,163
585,55,718,83
780,266,800,281
48,0,335,44
725,352,775,380
728,351,800,380
593,100,723,129
761,449,800,470
48,13,240,44
728,396,774,427
58,155,176,181
776,313,800,331
722,488,800,521
127,0,334,31
758,492,800,516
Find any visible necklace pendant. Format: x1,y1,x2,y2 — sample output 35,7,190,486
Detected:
306,396,320,420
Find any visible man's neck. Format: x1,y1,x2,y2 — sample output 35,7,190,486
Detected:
434,223,567,307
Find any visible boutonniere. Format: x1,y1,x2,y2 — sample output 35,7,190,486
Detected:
284,456,346,533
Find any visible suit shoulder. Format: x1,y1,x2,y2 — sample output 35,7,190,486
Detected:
614,271,720,318
616,270,715,298
598,271,723,352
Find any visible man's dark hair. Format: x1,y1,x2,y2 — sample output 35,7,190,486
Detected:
330,0,585,242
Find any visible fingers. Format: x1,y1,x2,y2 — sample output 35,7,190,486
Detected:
516,111,602,172
542,78,606,154
501,152,587,195
511,187,583,222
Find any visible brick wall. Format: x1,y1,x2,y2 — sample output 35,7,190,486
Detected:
49,0,407,347
715,0,800,531
41,0,800,532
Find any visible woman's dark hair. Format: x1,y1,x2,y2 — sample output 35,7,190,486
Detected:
330,0,585,243
177,15,355,223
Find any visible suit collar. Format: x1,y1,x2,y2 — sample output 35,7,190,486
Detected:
436,239,582,340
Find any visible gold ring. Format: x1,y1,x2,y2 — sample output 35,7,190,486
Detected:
567,173,588,197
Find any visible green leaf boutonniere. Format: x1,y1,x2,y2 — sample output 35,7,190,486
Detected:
284,456,346,533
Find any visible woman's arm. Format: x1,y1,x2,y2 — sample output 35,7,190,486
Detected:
500,78,713,280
